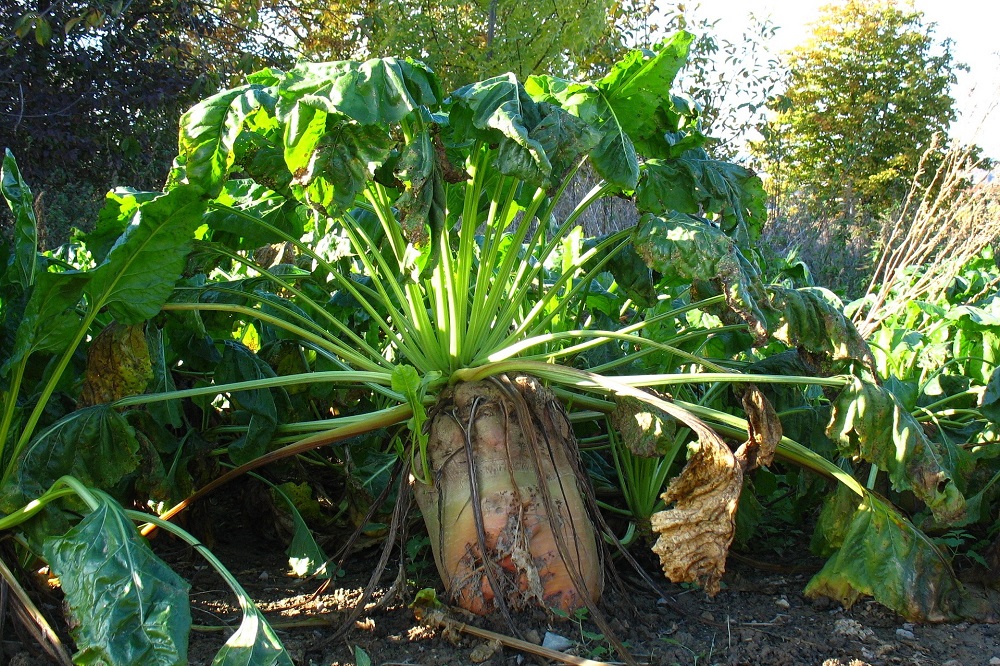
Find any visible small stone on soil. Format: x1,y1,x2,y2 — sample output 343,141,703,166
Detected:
895,628,915,640
542,631,573,651
775,597,791,610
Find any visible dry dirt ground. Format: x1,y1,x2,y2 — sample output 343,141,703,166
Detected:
3,500,999,666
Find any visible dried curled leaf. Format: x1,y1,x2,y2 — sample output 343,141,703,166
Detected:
78,323,153,407
650,437,742,595
735,385,781,470
609,394,677,457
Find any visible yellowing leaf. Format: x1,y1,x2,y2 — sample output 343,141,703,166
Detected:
78,323,153,407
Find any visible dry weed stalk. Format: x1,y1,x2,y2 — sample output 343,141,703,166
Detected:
854,137,1000,338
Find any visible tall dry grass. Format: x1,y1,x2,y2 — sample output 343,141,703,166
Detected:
853,137,1000,338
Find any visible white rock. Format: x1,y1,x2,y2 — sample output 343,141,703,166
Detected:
989,658,1000,666
542,632,573,652
895,628,915,640
775,597,791,610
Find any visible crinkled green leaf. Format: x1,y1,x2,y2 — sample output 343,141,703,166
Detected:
633,212,767,339
827,376,966,525
43,492,190,665
529,102,602,184
86,186,207,324
763,287,874,370
216,342,279,465
594,31,695,159
173,85,275,197
205,181,306,250
804,488,986,622
2,406,140,512
294,121,394,214
81,189,160,264
276,58,440,127
448,74,551,184
637,155,766,244
212,601,294,666
1,149,37,290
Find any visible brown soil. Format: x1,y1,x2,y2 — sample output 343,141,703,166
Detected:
3,499,998,666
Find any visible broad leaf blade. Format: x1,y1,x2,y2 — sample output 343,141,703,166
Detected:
2,405,140,512
215,342,279,465
86,186,207,324
43,492,190,665
1,149,37,289
595,31,695,158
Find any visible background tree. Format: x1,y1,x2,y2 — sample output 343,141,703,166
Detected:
756,0,961,223
1,0,297,247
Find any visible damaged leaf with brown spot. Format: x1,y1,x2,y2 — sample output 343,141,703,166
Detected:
78,323,153,407
650,435,742,595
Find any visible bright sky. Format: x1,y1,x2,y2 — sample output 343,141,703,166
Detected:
701,0,1000,159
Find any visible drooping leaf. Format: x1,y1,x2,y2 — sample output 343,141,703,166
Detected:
633,212,768,339
609,394,678,457
650,436,742,595
270,481,330,579
529,102,602,184
211,602,294,666
1,149,37,290
637,155,766,243
826,376,967,525
2,406,140,512
804,488,989,622
146,327,183,429
294,121,395,214
81,189,161,264
43,492,190,665
525,75,638,189
173,85,275,197
215,341,279,465
447,74,551,184
86,185,207,324
204,180,306,250
763,287,875,373
78,323,153,407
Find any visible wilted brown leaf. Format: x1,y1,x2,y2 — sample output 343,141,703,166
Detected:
78,323,153,406
650,436,742,595
735,385,781,470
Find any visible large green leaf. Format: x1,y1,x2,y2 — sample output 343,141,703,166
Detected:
86,186,207,324
594,31,695,158
2,406,140,512
276,58,440,128
805,488,983,622
294,121,395,214
827,376,966,525
525,75,638,189
1,150,37,290
174,85,275,197
763,287,874,371
43,492,190,665
0,269,90,378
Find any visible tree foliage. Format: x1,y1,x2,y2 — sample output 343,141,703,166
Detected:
291,0,658,91
0,0,295,246
756,0,961,221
